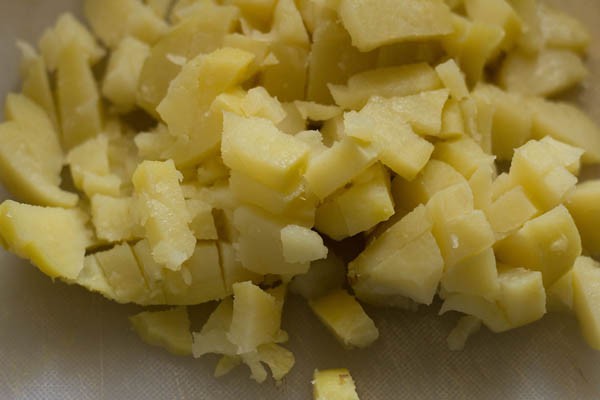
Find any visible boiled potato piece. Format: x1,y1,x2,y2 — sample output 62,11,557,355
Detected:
0,122,77,207
572,257,600,350
260,43,309,102
39,13,105,71
75,255,118,301
193,298,237,358
280,225,328,264
496,266,546,328
17,42,58,128
566,181,600,255
313,368,360,400
547,270,574,313
132,160,196,270
499,48,587,97
463,0,522,50
186,199,218,240
484,186,539,239
441,248,500,300
528,98,600,164
391,160,466,211
102,37,150,112
218,242,263,294
233,206,310,276
329,63,442,110
131,239,167,304
90,195,141,242
0,200,90,280
307,20,377,104
228,282,284,354
255,343,295,382
315,164,395,240
305,137,378,200
344,100,434,181
538,3,590,53
435,59,469,101
433,137,495,179
130,307,193,356
338,0,453,52
162,242,227,305
440,293,510,332
84,0,168,48
309,289,379,348
57,41,103,151
222,112,310,192
137,2,239,115
495,205,581,287
94,243,150,304
270,0,309,48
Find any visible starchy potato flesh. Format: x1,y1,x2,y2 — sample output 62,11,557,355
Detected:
130,307,193,356
566,181,600,255
313,368,361,400
309,289,379,348
3,0,600,390
499,48,587,97
338,0,453,52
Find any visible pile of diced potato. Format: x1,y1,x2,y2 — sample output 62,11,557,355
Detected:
2,0,600,392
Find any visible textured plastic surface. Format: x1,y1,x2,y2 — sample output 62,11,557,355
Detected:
1,1,600,399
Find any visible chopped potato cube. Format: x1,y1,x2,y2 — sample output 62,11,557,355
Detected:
495,205,581,287
538,3,590,53
259,43,308,102
572,257,600,349
218,242,263,294
497,267,546,328
222,113,310,192
309,289,379,348
91,195,140,242
441,248,500,300
130,307,193,356
0,200,90,280
566,181,600,255
234,206,310,276
464,0,522,50
330,64,442,110
132,160,196,270
76,255,117,301
102,37,150,112
313,368,360,400
499,48,587,97
484,186,539,239
433,137,495,179
228,282,284,354
280,225,328,264
338,0,453,52
84,0,168,48
38,13,105,71
270,0,309,48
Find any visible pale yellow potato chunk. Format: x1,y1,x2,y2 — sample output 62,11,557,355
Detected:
304,137,378,200
131,239,167,304
484,186,539,239
290,251,346,300
38,13,105,71
17,42,58,128
391,160,466,211
435,59,469,101
102,37,150,112
130,307,193,356
307,20,377,104
572,257,600,350
137,3,239,115
186,199,218,241
440,98,465,138
228,282,284,354
309,289,379,348
162,242,227,305
471,84,533,160
313,368,360,400
145,0,172,19
499,48,587,97
315,164,394,240
90,195,140,242
132,160,195,270
270,0,309,48
329,63,442,110
280,225,328,264
547,270,573,313
538,3,590,53
0,122,77,207
84,0,168,48
338,0,453,52
528,98,600,164
497,266,546,328
294,101,342,122
566,181,600,255
433,137,495,179
0,200,90,280
222,113,310,192
344,101,434,181
56,41,103,151
76,255,117,301
260,43,309,102
495,205,581,287
218,242,263,295
234,206,310,276
440,293,510,333
441,248,500,300
464,0,522,50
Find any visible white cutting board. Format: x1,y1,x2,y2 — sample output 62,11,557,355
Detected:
1,1,600,399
